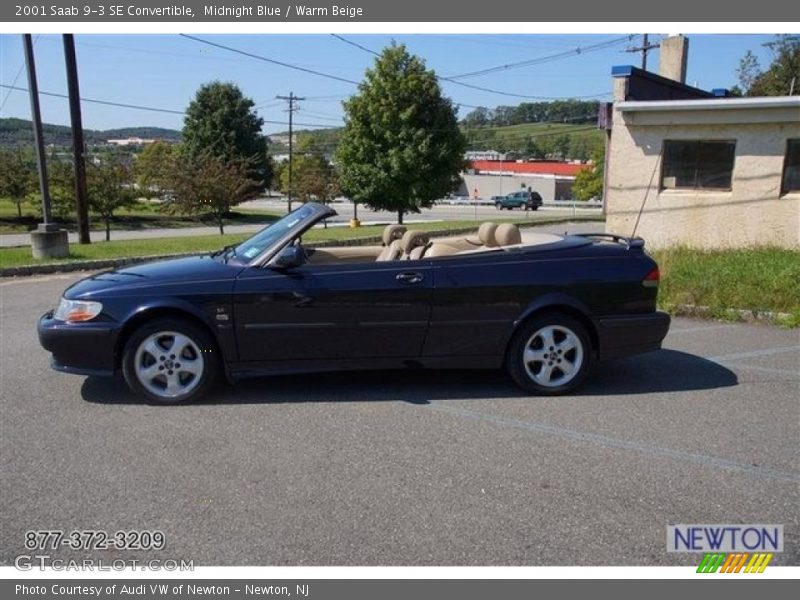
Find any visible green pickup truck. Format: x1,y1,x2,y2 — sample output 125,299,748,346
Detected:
493,190,543,210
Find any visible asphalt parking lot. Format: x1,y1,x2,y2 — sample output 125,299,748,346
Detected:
1,272,798,566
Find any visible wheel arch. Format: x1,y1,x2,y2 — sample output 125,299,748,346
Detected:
506,295,599,359
114,303,221,370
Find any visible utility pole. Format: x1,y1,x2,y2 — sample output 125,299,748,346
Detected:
276,92,305,212
63,34,91,244
626,34,660,71
24,34,69,258
23,34,52,227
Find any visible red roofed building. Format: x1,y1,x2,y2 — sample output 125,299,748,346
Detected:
469,160,589,178
458,159,590,202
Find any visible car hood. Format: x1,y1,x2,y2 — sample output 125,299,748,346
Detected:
64,255,241,299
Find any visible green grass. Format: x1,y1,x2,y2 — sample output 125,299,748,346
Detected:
0,217,554,269
0,198,281,234
652,247,800,327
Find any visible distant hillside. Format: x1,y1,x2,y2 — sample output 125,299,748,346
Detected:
285,121,603,162
0,118,181,149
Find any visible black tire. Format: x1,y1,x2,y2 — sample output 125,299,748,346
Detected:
495,202,503,210
122,317,220,405
506,312,593,395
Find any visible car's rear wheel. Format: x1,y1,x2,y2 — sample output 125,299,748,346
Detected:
122,318,219,404
506,313,593,395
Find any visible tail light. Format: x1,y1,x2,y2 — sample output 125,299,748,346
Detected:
642,267,660,288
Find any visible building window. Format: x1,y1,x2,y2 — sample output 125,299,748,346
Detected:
661,140,736,191
782,139,800,194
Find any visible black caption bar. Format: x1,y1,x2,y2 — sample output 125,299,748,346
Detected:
5,579,795,599
1,0,795,22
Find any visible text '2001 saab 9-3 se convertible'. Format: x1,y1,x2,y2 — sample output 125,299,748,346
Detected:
38,202,670,404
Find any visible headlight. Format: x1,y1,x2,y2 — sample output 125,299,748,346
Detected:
53,298,103,322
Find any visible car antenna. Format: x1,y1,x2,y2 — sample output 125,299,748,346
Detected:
631,122,672,239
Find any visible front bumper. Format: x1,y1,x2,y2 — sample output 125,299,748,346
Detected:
37,311,119,377
595,311,671,360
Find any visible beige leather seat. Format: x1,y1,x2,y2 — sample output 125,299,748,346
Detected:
475,222,499,247
494,223,522,246
425,242,461,258
401,230,430,260
375,224,407,261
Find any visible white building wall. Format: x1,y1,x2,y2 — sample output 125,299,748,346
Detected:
606,101,800,249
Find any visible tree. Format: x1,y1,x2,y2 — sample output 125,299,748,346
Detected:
461,106,492,128
135,141,177,197
47,159,76,220
736,50,761,94
0,149,36,218
182,81,271,187
166,154,261,235
572,146,605,201
738,35,800,96
87,159,137,241
279,154,340,204
336,43,466,224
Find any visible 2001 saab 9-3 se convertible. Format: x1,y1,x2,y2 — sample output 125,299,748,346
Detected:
38,203,670,404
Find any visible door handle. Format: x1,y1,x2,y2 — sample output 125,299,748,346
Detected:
396,272,424,284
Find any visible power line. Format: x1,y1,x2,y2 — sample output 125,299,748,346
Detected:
0,84,186,114
0,84,340,129
179,34,360,85
0,34,39,113
330,33,379,56
445,35,634,80
328,34,613,101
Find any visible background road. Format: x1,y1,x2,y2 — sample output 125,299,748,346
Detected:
1,272,797,566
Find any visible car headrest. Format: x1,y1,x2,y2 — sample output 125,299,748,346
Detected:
401,230,430,254
495,223,522,246
382,224,407,246
478,222,499,246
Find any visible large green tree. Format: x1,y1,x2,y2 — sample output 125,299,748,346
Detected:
0,149,36,218
336,44,466,223
738,35,800,96
182,81,271,187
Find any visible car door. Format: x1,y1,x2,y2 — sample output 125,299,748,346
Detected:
232,259,433,362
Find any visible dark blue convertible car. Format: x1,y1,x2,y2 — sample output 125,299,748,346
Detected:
38,202,669,404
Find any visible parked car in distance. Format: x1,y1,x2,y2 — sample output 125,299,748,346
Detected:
495,190,543,210
38,203,670,404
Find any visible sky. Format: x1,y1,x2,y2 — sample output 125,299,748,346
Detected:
0,33,779,134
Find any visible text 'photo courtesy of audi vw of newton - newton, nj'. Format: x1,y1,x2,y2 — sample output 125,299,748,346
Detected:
38,202,670,404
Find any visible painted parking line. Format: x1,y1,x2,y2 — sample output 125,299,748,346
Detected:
0,273,81,287
719,364,800,377
668,324,737,334
707,345,800,363
424,404,800,484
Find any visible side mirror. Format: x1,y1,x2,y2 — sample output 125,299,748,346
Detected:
271,244,306,270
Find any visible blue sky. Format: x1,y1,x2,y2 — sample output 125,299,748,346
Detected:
0,33,778,133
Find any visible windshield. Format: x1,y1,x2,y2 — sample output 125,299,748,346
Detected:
231,204,318,263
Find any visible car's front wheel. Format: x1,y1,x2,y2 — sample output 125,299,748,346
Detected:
122,318,219,404
506,313,593,395
495,202,503,210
